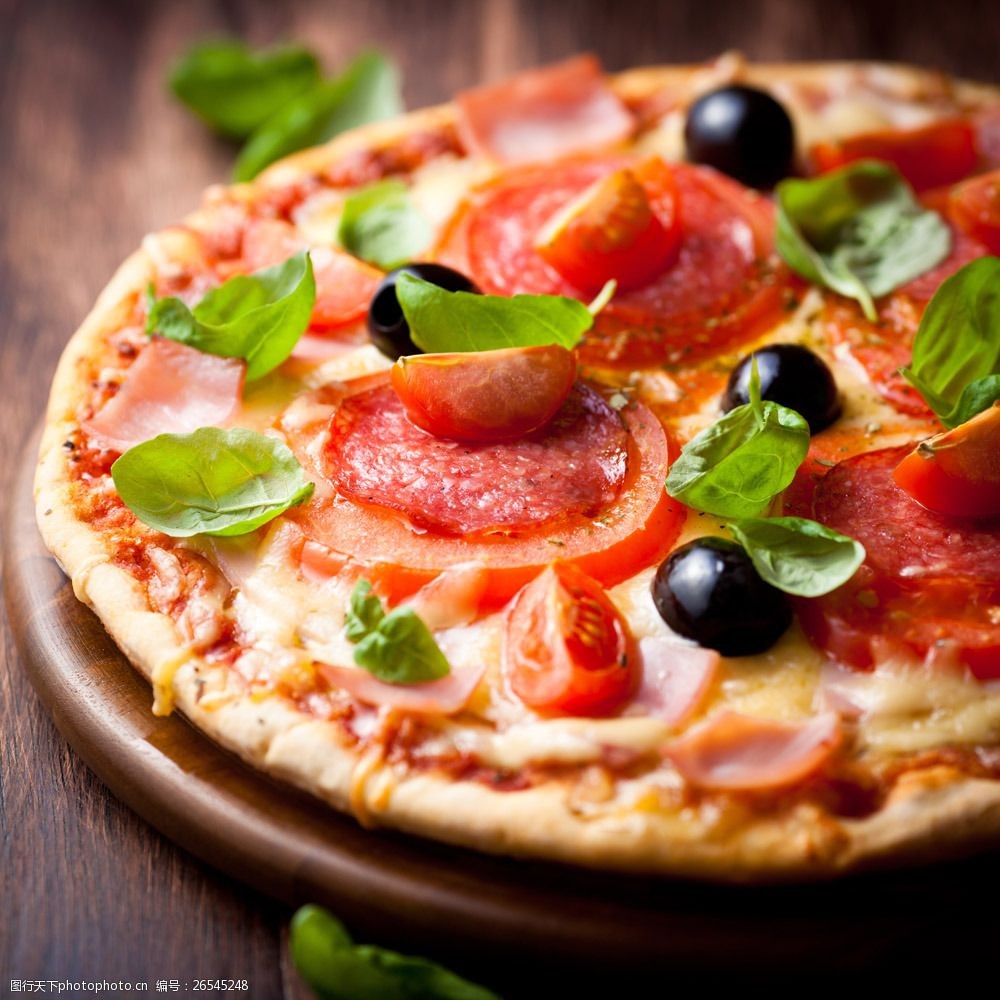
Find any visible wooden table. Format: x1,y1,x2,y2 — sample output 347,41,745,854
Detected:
2,1,997,995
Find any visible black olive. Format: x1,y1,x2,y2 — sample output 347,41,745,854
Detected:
721,344,841,433
367,263,480,360
684,85,795,189
651,537,791,656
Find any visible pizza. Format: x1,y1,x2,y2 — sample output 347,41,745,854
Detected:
35,53,1000,881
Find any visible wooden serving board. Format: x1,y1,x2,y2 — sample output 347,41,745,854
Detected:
7,434,1000,979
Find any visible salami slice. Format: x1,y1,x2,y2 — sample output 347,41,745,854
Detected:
288,388,682,608
800,447,1000,678
445,160,790,368
326,382,628,535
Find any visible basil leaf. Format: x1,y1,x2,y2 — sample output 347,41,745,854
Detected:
290,905,500,1000
396,273,593,353
345,580,450,684
900,257,1000,427
147,252,315,381
234,51,402,182
338,179,431,269
729,517,865,597
111,428,314,537
169,40,320,139
344,579,385,641
776,161,951,321
665,367,809,518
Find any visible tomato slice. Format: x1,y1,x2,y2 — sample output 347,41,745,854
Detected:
442,158,790,368
893,404,1000,518
799,447,1000,679
390,345,576,442
948,168,1000,254
810,119,979,192
283,382,683,609
503,562,636,716
534,158,681,293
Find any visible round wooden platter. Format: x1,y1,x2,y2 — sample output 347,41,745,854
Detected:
8,433,1000,980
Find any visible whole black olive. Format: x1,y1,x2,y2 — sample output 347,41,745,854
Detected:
684,85,795,189
721,344,841,433
367,263,480,360
651,537,791,656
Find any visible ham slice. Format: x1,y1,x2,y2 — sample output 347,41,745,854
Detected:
241,217,381,331
456,55,634,164
402,564,490,630
633,636,719,727
83,337,244,453
317,662,485,715
664,711,842,791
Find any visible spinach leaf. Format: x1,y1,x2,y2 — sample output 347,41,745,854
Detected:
147,251,315,381
290,905,500,1000
111,428,314,537
900,257,1000,427
345,580,450,684
338,179,431,269
396,273,594,353
729,517,865,597
234,51,402,182
776,161,951,321
169,39,320,139
665,363,810,518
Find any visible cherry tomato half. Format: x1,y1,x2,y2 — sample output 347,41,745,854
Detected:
503,562,636,716
893,402,1000,518
390,345,577,442
948,168,1000,254
810,118,978,192
534,157,681,294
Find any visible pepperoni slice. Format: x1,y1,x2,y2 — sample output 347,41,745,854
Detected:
799,447,1000,679
326,382,628,535
448,159,790,368
287,385,683,608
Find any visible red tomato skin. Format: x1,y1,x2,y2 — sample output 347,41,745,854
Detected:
892,404,1000,519
810,119,978,192
389,346,576,442
534,159,681,294
503,562,637,716
948,169,1000,254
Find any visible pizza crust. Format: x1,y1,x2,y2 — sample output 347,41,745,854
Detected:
34,59,1000,881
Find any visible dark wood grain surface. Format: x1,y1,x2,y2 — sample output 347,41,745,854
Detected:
2,1,998,996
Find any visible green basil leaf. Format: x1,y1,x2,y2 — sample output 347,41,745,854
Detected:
290,905,500,1000
169,40,320,139
900,257,1000,427
396,273,593,353
665,371,809,518
111,428,314,537
234,51,402,182
147,252,315,381
337,179,431,269
775,161,951,321
729,517,866,597
344,579,385,641
345,580,450,684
